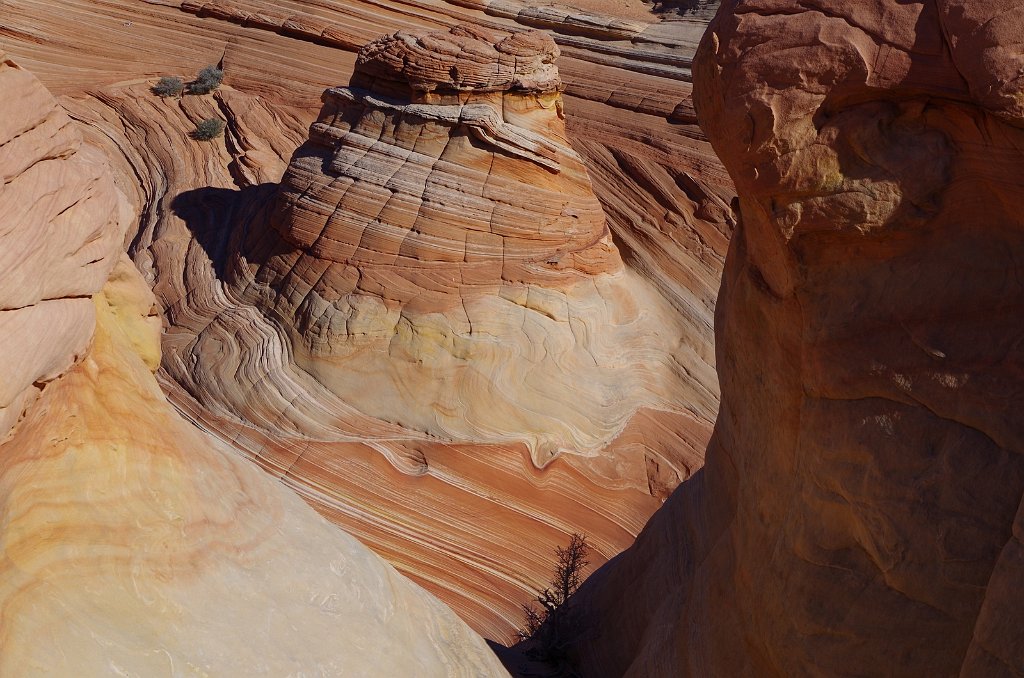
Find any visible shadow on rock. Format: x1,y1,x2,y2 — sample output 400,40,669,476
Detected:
170,183,281,279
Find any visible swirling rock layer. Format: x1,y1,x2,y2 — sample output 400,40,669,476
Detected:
567,1,1024,676
237,26,706,464
270,26,620,313
1,0,729,643
0,260,509,677
0,58,507,676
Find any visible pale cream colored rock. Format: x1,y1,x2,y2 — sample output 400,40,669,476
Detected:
0,52,129,439
0,270,510,678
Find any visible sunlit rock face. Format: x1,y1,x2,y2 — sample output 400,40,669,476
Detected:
0,0,729,642
237,26,696,463
566,1,1024,676
0,55,509,678
1,261,511,678
273,25,621,298
0,51,130,437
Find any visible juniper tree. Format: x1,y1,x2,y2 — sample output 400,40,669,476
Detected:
519,533,590,664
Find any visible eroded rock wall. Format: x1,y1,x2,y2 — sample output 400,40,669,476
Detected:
0,260,511,677
568,1,1024,676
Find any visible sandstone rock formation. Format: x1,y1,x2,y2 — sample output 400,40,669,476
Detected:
0,51,130,437
566,1,1024,675
265,24,619,319
1,268,512,677
0,54,509,677
230,26,698,462
1,0,730,642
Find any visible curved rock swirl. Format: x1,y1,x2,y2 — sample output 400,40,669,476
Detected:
0,0,727,642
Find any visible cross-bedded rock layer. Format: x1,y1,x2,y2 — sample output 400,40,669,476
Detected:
236,26,700,463
0,0,729,643
269,25,619,310
0,56,509,677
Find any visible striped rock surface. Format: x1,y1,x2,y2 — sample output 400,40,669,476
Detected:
0,0,729,643
233,26,698,465
0,56,509,677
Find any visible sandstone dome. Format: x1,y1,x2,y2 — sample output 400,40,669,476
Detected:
233,26,697,463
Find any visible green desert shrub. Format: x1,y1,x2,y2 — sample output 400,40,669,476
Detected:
188,65,224,94
152,76,184,98
192,117,225,141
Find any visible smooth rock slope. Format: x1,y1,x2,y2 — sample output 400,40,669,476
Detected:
1,262,510,677
0,54,509,677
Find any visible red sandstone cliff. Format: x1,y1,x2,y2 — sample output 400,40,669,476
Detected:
566,1,1024,675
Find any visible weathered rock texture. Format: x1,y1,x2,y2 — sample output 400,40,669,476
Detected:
1,0,730,642
0,56,509,677
0,52,130,437
567,1,1024,676
274,25,620,297
228,26,701,463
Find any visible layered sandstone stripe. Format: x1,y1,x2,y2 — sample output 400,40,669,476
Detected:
269,26,622,311
0,0,729,641
0,58,508,676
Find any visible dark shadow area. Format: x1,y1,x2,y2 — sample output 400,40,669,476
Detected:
651,0,719,18
489,639,572,678
170,183,281,280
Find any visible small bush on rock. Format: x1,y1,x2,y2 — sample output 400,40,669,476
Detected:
152,76,184,98
192,118,225,141
188,65,224,94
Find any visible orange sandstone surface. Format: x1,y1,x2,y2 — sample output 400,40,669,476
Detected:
4,0,1020,675
0,53,509,676
565,1,1024,676
1,0,728,645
